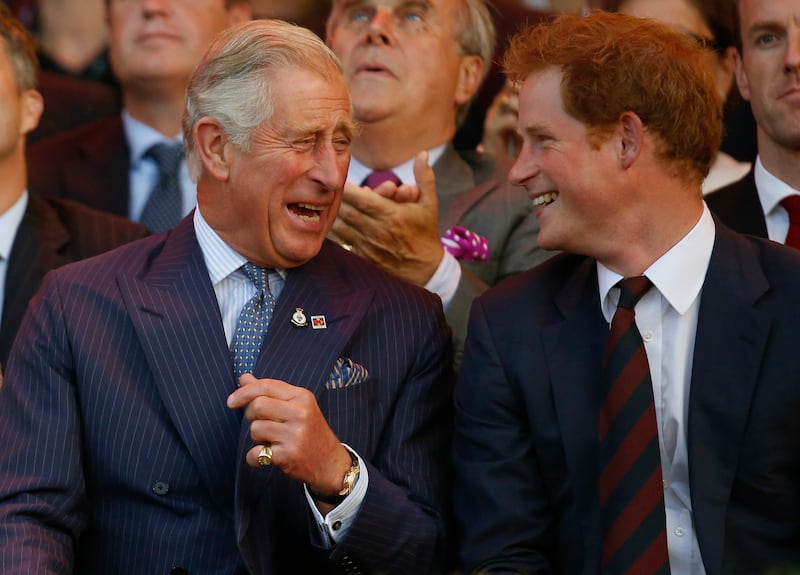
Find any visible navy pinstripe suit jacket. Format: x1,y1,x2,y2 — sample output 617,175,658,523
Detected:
0,215,453,574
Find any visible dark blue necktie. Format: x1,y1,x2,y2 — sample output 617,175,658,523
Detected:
140,141,183,232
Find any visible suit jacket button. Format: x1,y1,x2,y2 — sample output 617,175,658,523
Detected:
170,567,188,575
152,480,169,496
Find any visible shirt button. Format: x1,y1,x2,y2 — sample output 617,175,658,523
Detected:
674,527,685,537
152,480,169,496
332,520,342,531
642,330,654,342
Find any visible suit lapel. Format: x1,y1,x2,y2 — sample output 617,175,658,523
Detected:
235,241,375,547
117,215,241,515
689,222,770,575
71,117,130,217
1,196,71,365
543,257,607,564
706,169,767,238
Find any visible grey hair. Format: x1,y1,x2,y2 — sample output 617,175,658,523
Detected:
182,19,345,178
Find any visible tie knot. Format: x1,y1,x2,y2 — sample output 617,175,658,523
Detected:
146,141,184,174
363,170,401,188
616,276,652,310
781,195,800,221
240,262,270,294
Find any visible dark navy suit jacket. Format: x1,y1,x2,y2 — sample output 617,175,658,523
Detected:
0,215,453,574
705,168,769,238
0,194,148,366
454,221,800,575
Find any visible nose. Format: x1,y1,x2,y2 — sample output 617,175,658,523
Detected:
507,144,540,187
311,143,347,191
141,0,169,17
365,10,394,46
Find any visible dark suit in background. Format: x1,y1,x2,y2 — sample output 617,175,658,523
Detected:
26,116,130,217
705,168,769,237
0,195,148,367
30,72,120,145
454,224,800,574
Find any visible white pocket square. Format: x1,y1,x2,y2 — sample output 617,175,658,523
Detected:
325,357,368,390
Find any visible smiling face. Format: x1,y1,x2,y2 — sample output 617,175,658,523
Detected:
735,0,800,155
509,68,622,256
326,0,478,134
204,66,354,269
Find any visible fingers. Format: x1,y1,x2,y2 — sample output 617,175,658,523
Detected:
227,375,296,409
412,151,437,209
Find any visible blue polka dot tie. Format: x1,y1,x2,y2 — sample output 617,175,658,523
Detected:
231,263,276,378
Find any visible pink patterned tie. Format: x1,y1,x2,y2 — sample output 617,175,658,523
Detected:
363,170,401,188
441,225,490,262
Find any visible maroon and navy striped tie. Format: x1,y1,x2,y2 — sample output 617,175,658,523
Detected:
598,276,670,575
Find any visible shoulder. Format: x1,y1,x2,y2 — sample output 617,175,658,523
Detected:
705,169,756,212
478,252,589,312
317,241,445,313
27,115,125,161
39,196,149,246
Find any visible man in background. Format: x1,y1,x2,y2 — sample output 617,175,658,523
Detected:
0,4,146,368
326,0,553,366
706,0,800,246
24,0,251,231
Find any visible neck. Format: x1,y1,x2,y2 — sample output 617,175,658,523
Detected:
37,0,108,74
123,87,186,138
599,180,705,278
351,116,453,170
757,132,800,191
0,153,27,216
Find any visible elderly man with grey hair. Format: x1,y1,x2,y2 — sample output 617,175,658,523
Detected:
0,19,453,575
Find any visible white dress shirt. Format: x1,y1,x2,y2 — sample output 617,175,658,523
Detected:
597,203,716,575
122,111,196,222
347,147,461,309
0,191,29,329
753,156,800,243
193,208,368,545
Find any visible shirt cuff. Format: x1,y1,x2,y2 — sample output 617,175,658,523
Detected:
304,443,369,547
424,250,461,310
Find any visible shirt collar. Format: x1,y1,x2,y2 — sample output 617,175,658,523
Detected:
193,208,287,285
347,144,446,186
598,203,715,321
755,155,800,215
122,110,183,165
0,191,29,260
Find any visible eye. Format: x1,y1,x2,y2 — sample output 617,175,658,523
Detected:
755,32,778,47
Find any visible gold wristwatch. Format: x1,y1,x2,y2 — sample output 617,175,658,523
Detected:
310,447,360,505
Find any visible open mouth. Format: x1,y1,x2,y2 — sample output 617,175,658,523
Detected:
532,192,559,207
289,203,324,223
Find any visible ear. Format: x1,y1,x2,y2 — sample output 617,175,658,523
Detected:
617,111,643,170
226,2,252,25
20,89,43,135
194,117,231,182
713,46,737,101
454,54,484,106
733,48,751,102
